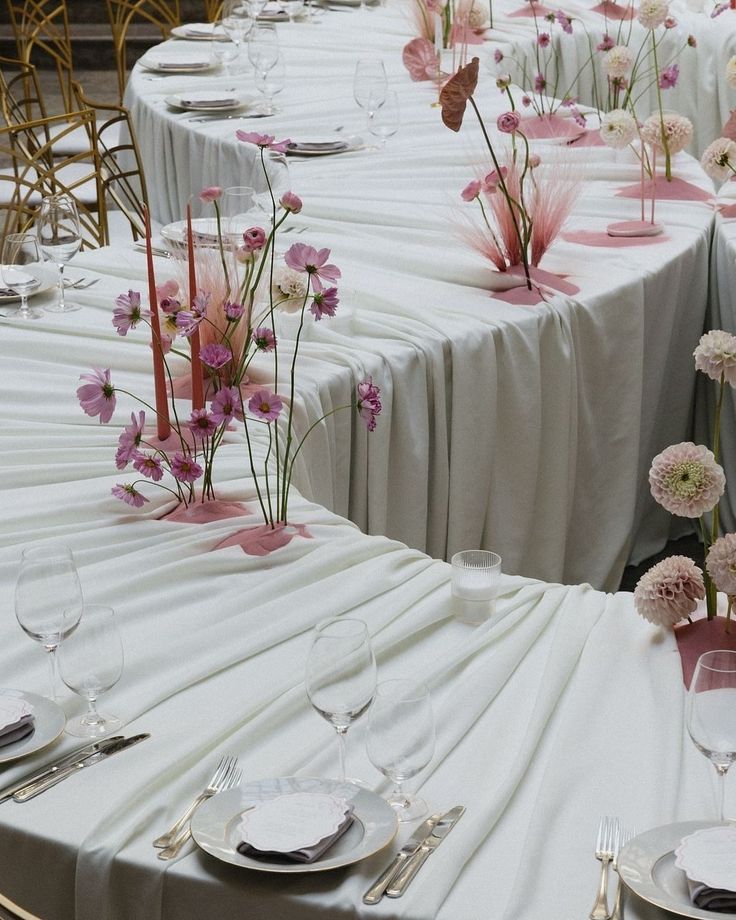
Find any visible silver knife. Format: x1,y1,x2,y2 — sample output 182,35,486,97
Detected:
363,813,441,905
0,736,125,805
13,734,150,802
386,806,465,898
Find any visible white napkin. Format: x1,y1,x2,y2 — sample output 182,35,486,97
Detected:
287,138,349,154
0,697,34,748
180,22,217,35
178,92,239,109
676,826,736,912
237,808,354,863
143,54,212,71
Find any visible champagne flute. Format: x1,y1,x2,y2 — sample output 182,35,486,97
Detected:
1,233,45,321
366,679,435,821
15,544,84,700
59,605,124,738
687,649,736,820
37,193,82,314
368,90,400,149
255,54,285,114
353,60,388,131
305,617,377,783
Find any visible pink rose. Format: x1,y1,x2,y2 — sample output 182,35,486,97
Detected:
497,111,521,134
280,191,303,213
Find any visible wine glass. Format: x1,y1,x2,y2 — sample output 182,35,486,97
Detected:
368,90,400,149
353,59,387,130
281,0,304,19
221,0,255,65
248,23,280,77
305,617,377,783
37,193,82,314
366,679,435,821
255,54,285,114
222,186,266,242
210,31,240,75
687,649,736,821
15,544,84,700
1,233,45,321
59,605,124,738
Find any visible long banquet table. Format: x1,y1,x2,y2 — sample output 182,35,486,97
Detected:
121,2,723,591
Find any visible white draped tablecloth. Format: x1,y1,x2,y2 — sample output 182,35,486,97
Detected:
0,251,726,920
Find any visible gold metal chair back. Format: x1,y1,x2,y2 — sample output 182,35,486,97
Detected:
203,0,224,20
105,0,182,102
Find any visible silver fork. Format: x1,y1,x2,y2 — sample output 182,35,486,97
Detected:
153,755,239,850
590,816,619,920
610,826,635,920
64,277,99,290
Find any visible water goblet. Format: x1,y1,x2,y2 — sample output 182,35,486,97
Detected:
37,193,82,313
15,543,84,700
305,617,377,783
687,649,736,820
248,23,280,75
1,233,45,320
255,55,285,114
366,679,435,821
59,605,124,738
368,90,400,149
353,59,388,130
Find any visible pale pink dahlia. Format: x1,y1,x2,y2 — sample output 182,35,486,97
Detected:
637,0,669,29
77,368,116,423
599,109,638,149
601,45,633,79
649,442,725,517
640,113,693,155
700,138,736,183
694,330,736,385
634,556,705,627
706,533,736,595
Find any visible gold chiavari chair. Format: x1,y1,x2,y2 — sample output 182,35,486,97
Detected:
5,0,75,115
203,0,224,20
0,889,42,920
105,0,181,102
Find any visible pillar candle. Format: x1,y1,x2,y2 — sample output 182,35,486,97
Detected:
144,206,171,441
186,205,204,410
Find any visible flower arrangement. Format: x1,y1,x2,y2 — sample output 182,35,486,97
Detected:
409,0,489,53
699,59,736,185
634,330,736,630
77,135,381,538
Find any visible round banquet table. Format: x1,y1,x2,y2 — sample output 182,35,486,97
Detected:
124,3,721,591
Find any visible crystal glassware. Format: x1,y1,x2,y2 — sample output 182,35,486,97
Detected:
368,90,400,149
451,550,502,624
353,59,388,130
1,233,45,321
15,543,84,700
366,679,435,821
255,54,285,114
210,31,240,75
248,23,280,76
221,0,255,65
37,193,82,313
59,605,124,738
687,649,736,820
305,617,377,783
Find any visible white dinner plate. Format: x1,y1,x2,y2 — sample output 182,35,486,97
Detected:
170,23,229,41
0,691,65,765
617,821,736,919
191,776,398,873
164,91,255,113
286,135,364,157
139,54,217,74
0,263,58,303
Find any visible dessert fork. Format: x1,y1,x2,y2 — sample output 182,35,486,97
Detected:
590,816,620,920
610,825,635,920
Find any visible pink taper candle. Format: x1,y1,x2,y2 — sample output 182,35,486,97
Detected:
144,205,171,440
186,204,204,410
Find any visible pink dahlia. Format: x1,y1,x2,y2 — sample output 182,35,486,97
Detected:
171,452,203,483
113,290,149,336
116,410,145,469
111,483,149,508
310,287,339,321
200,343,232,369
284,243,341,292
235,131,291,153
634,555,705,627
280,191,303,213
694,330,736,385
649,442,725,517
77,368,116,424
186,409,218,440
210,385,241,425
133,452,164,482
706,533,736,595
248,389,283,422
253,326,276,351
356,376,382,431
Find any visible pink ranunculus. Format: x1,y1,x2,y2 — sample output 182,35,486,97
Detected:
235,131,292,153
170,452,203,483
280,191,303,213
111,483,149,508
224,300,245,321
706,533,736,595
199,186,223,203
461,179,482,201
482,166,508,193
310,287,339,321
200,343,232,369
284,243,341,292
210,386,241,425
694,330,736,384
248,389,283,422
356,376,382,432
133,452,164,482
634,555,705,627
113,290,149,336
115,410,145,469
77,368,116,424
649,442,725,517
253,326,276,351
497,111,521,134
186,408,218,440
243,227,267,252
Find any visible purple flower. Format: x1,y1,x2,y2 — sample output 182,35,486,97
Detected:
77,368,116,423
224,300,245,321
113,290,149,336
284,243,341,293
133,452,164,481
253,326,276,351
200,343,232,369
356,376,382,432
597,34,614,51
176,311,203,337
712,2,728,15
186,409,219,440
236,131,292,153
461,179,482,201
537,31,550,46
243,227,266,252
280,191,303,213
170,452,203,483
159,297,181,314
310,287,339,321
192,291,210,317
248,389,283,422
497,111,521,134
658,64,679,89
210,386,241,425
534,73,547,93
554,9,573,31
111,483,148,508
115,410,145,469
493,48,503,64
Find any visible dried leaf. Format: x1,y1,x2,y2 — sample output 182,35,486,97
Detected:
439,57,479,131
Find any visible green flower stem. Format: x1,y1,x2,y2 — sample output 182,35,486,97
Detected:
700,514,717,620
651,32,671,181
283,403,351,502
263,422,275,525
238,388,269,524
214,200,231,301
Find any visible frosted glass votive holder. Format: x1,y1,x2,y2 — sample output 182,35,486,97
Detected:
451,550,502,624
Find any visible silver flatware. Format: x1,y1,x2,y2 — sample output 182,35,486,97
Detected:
590,816,620,920
64,277,99,290
611,825,635,920
186,112,273,123
363,812,441,905
0,736,125,804
13,734,150,802
386,806,465,898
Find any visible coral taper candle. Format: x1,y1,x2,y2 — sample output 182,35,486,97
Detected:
144,206,171,440
186,204,204,410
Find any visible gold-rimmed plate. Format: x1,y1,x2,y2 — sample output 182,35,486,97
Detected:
0,691,65,765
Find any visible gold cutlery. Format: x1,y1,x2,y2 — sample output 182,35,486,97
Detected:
590,816,620,920
363,813,441,905
386,806,465,898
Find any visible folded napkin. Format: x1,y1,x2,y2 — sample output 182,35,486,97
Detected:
237,800,355,864
688,878,736,912
0,698,34,748
287,139,349,154
180,22,216,35
144,55,212,71
0,718,34,747
179,94,239,109
676,826,736,913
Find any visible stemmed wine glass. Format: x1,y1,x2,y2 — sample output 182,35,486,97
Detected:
353,59,388,131
59,605,124,738
305,617,377,783
1,233,45,321
366,679,435,821
368,90,400,149
15,543,84,700
248,23,280,85
687,649,736,821
255,54,285,115
221,0,255,68
210,30,240,75
37,193,82,313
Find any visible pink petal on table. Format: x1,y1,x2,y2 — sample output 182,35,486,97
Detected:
615,177,712,202
591,0,636,18
561,229,671,247
214,522,312,555
163,500,252,524
402,38,438,82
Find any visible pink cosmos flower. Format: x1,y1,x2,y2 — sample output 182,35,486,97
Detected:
706,533,736,596
554,9,573,32
597,34,614,51
192,291,210,316
537,31,550,46
310,287,339,321
224,300,244,321
253,326,276,351
356,376,382,432
77,368,116,423
694,330,736,385
112,483,149,508
658,64,679,89
156,279,179,302
171,452,203,483
200,343,232,369
116,410,145,469
497,111,521,134
534,73,546,93
634,556,705,627
176,311,204,337
493,48,503,64
243,227,266,252
649,442,725,517
186,409,218,440
133,452,164,482
210,386,241,425
159,296,181,314
284,243,341,292
236,131,292,153
113,290,150,336
248,389,283,422
280,191,303,213
461,179,482,201
199,186,223,203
